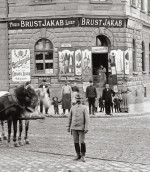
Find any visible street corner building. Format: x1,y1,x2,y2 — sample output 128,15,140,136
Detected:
0,0,150,104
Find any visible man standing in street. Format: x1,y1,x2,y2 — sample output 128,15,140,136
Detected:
61,80,72,115
67,93,89,162
86,79,97,115
102,83,115,115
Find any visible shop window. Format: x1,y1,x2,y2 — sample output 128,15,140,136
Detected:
141,41,145,71
35,39,53,74
132,39,136,71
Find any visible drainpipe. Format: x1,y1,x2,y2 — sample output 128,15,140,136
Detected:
5,0,9,91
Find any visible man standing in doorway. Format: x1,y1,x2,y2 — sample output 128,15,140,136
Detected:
102,83,115,115
86,79,97,115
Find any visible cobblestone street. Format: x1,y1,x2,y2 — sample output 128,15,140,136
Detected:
1,115,150,171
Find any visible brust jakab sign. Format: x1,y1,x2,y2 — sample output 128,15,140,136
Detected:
8,17,126,29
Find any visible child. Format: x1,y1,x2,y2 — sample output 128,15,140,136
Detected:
113,95,121,113
52,96,61,115
99,95,104,112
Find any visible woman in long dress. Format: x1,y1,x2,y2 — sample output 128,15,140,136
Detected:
120,86,131,112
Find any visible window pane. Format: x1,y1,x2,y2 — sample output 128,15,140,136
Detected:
36,63,44,72
35,40,44,51
45,40,53,50
35,53,43,60
45,63,53,69
45,51,53,60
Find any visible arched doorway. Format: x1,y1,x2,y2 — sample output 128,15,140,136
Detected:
92,35,111,87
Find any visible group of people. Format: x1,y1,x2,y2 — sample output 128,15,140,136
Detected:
86,79,130,115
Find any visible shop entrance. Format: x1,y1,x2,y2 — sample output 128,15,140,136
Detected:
92,53,108,87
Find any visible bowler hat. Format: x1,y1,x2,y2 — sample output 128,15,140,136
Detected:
75,93,82,99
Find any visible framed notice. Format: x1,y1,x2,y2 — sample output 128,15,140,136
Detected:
75,49,82,76
82,49,92,76
12,49,30,82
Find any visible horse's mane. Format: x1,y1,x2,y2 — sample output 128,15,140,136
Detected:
14,85,26,106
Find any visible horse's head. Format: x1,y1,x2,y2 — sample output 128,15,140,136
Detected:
14,85,38,111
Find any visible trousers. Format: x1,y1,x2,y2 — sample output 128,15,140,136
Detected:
72,130,85,143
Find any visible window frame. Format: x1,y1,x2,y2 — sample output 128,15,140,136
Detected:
34,38,54,75
132,39,137,72
90,0,112,4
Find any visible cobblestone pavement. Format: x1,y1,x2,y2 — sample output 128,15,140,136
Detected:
1,115,150,171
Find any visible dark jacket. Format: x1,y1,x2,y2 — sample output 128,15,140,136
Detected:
86,85,97,98
102,88,115,102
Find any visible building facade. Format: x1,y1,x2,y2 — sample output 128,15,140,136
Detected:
0,0,150,103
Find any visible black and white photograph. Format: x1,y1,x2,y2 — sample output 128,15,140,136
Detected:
0,0,150,171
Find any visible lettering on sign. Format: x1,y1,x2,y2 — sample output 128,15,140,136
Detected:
8,17,127,30
80,18,125,28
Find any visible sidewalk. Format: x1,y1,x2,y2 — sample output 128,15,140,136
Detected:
47,101,150,118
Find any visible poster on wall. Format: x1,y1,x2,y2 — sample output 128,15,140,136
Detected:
12,49,30,82
58,49,74,76
75,49,82,76
82,49,92,76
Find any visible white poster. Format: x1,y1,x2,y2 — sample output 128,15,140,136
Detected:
12,49,30,82
75,49,82,76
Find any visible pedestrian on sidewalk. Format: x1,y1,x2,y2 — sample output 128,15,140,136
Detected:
52,96,61,115
61,80,72,115
99,95,104,112
120,85,131,113
39,79,51,114
86,79,97,115
67,93,89,162
102,83,115,115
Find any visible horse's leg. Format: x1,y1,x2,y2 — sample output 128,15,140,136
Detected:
13,119,20,147
7,119,12,144
0,121,2,141
24,120,30,144
1,121,7,140
18,120,24,146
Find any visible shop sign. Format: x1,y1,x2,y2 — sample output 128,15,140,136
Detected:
61,43,72,48
8,17,127,30
92,46,108,53
8,18,78,30
12,49,30,82
80,17,126,28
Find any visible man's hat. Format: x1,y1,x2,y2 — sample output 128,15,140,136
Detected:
89,79,93,83
75,93,82,99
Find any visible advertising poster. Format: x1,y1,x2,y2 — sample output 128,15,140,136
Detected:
12,49,30,82
75,49,82,76
124,50,130,75
82,49,92,76
58,49,74,75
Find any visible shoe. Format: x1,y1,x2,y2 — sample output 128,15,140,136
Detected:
73,155,81,161
81,156,86,162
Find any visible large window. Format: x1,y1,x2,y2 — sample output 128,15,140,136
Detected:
141,41,145,71
132,39,136,71
35,38,53,74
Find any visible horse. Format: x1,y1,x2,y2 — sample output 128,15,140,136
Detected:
0,85,41,147
17,87,51,146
